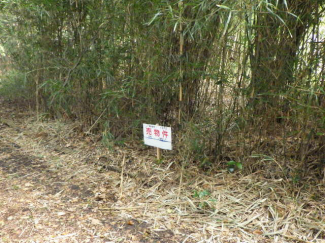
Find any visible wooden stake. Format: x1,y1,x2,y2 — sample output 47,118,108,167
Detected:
157,146,161,160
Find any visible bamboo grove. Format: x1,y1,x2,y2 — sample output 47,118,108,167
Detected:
0,0,324,181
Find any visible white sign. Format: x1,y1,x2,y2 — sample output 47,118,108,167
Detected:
143,124,172,150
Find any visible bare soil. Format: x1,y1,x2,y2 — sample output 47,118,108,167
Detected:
0,100,181,242
0,98,324,243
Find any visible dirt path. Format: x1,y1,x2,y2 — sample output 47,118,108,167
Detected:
0,100,180,243
0,138,108,242
0,98,324,243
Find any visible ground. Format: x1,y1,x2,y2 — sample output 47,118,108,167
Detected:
0,98,324,243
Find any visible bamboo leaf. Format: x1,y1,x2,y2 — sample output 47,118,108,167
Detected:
216,4,230,10
283,0,288,10
168,4,174,18
173,21,179,33
145,12,162,26
221,11,232,38
265,5,293,37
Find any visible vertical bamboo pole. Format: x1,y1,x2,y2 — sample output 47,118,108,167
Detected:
178,2,184,206
178,1,184,124
36,70,39,121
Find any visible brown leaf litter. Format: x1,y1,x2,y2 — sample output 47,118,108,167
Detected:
0,98,324,243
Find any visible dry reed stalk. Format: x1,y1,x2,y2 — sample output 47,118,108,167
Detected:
119,153,126,198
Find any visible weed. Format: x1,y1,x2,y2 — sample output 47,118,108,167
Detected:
12,185,20,190
227,161,243,173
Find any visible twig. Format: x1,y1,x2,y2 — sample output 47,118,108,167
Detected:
49,233,77,241
282,234,314,243
119,154,126,198
85,108,107,134
178,164,184,201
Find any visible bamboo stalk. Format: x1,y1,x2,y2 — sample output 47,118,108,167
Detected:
36,70,39,121
178,1,184,124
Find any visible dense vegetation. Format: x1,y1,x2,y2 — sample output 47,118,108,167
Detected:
0,0,324,182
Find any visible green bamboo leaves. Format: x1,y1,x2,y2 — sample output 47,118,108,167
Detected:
0,0,324,170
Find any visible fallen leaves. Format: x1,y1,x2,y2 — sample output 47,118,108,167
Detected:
0,99,324,243
90,218,102,226
126,220,134,226
7,216,14,221
57,212,66,216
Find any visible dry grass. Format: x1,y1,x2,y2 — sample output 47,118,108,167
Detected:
0,102,324,242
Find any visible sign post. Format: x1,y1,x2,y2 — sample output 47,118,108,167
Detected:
157,144,161,160
143,124,172,160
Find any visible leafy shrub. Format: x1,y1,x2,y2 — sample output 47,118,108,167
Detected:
0,70,30,100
